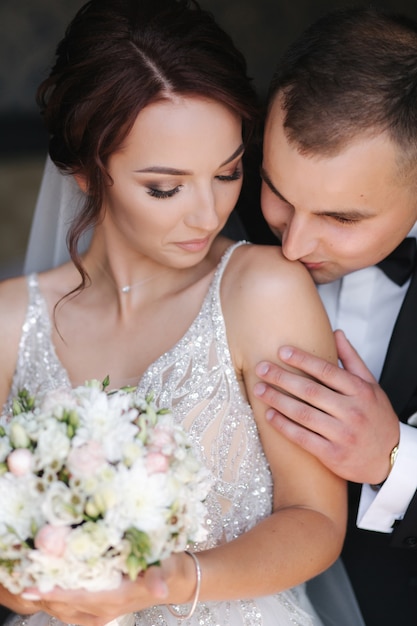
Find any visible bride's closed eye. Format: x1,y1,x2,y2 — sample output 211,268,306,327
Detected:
146,167,242,199
147,185,183,199
216,167,242,182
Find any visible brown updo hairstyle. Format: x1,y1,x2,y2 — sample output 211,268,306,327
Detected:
37,0,259,288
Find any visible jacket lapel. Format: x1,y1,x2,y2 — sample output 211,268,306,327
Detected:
379,265,417,418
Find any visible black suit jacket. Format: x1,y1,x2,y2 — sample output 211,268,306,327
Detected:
379,263,417,549
341,262,417,626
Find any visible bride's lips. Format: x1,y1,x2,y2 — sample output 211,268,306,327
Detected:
175,237,210,252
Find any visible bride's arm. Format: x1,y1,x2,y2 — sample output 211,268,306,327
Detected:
211,243,346,591
0,278,28,410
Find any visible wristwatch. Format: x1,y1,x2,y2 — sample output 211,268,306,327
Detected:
370,443,399,491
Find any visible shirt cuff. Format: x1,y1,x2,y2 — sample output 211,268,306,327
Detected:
357,422,417,532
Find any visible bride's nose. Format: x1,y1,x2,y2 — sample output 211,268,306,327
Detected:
185,187,221,231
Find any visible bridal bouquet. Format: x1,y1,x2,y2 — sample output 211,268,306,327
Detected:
0,380,211,594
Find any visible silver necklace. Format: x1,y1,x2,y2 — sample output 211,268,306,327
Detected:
119,270,170,294
95,260,171,294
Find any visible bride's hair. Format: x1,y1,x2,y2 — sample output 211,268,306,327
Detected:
37,0,260,289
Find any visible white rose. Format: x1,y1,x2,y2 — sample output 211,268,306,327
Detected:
66,520,121,561
41,481,83,525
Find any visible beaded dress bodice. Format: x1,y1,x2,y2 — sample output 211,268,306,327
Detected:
5,242,320,626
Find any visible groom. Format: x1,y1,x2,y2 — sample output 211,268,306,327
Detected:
250,7,417,626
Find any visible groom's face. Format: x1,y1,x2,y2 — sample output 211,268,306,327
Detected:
261,97,417,284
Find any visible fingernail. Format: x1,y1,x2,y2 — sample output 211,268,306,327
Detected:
266,409,276,421
279,346,293,360
256,362,269,376
254,382,266,396
22,593,41,601
156,582,169,599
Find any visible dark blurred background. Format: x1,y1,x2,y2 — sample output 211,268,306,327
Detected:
2,0,417,278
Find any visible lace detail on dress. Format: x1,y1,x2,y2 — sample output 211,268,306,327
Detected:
136,242,272,551
4,242,320,626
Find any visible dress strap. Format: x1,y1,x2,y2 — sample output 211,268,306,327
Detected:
26,272,40,303
211,240,249,291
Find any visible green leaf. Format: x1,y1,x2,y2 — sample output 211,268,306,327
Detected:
124,527,152,580
12,388,36,415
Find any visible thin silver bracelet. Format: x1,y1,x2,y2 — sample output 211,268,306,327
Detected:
167,550,201,620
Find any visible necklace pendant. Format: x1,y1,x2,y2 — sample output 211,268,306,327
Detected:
121,285,131,293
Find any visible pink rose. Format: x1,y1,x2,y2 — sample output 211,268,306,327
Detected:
40,388,77,413
35,524,71,557
7,448,33,476
67,441,106,476
150,426,174,452
146,452,169,474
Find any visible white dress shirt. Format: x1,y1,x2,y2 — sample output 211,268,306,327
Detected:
318,223,417,532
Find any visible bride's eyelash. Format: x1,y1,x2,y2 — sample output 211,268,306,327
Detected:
147,186,182,199
146,167,242,199
216,168,242,182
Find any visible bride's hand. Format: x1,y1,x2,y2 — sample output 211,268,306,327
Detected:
21,563,171,626
0,585,41,616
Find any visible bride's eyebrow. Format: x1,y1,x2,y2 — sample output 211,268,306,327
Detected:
134,144,245,177
135,165,192,175
219,143,245,167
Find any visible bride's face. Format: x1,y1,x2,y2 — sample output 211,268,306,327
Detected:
101,95,244,268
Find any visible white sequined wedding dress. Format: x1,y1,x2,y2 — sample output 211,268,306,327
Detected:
4,241,325,626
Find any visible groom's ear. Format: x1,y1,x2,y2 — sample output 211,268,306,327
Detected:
73,173,88,194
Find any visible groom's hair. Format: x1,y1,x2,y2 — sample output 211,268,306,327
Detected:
267,7,417,179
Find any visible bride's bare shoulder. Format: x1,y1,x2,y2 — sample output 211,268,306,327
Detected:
226,243,316,297
0,263,74,308
0,274,30,321
0,275,32,404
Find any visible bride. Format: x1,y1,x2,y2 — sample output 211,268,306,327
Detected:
0,1,360,625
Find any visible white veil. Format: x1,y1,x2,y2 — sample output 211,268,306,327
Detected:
24,156,91,274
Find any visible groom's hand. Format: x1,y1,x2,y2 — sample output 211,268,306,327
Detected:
253,329,400,484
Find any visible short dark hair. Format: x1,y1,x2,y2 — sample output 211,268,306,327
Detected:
268,7,417,163
38,0,259,279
